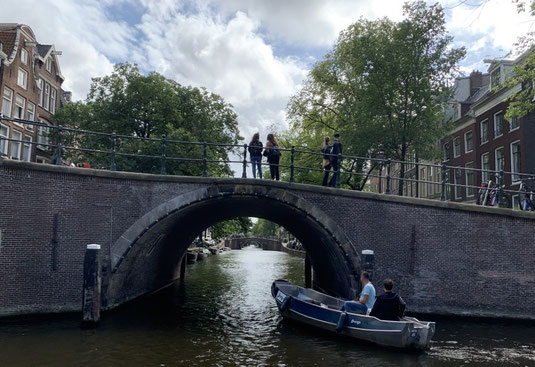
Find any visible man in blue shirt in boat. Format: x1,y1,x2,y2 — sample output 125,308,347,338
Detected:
340,271,376,314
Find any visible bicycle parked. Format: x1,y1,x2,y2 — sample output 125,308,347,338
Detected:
477,178,499,207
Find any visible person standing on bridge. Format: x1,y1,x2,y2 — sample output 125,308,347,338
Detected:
329,132,342,187
321,136,332,186
264,133,281,180
248,133,264,179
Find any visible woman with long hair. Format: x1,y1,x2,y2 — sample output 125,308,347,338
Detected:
264,133,281,180
248,133,263,179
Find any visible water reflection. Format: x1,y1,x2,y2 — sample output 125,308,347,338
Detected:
0,246,534,366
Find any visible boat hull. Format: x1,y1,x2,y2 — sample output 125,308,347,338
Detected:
272,280,435,350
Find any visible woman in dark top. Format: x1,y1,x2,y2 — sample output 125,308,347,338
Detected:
264,133,281,180
248,133,263,179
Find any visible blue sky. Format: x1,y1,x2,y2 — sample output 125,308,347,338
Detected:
1,0,533,139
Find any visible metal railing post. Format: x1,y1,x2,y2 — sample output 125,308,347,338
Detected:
110,132,117,171
385,159,391,194
440,161,447,201
160,135,167,175
498,169,505,206
202,142,208,177
54,124,63,165
290,146,295,183
242,143,247,178
335,153,342,188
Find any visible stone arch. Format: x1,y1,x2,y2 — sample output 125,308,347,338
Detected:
105,184,361,309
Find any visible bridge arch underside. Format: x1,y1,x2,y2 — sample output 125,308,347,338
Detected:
105,186,360,309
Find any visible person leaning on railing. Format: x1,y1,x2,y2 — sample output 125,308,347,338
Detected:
264,133,281,181
248,133,263,179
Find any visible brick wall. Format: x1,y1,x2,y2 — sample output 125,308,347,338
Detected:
1,160,535,319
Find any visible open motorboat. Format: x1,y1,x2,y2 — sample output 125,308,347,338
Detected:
271,279,435,350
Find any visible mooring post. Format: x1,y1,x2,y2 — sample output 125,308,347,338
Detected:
305,255,312,288
82,244,102,327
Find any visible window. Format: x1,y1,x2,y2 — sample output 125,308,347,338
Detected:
491,67,501,89
17,68,28,89
46,57,52,72
443,142,450,161
511,141,521,183
481,153,490,183
10,130,22,160
454,168,462,199
420,167,427,198
2,87,13,117
38,79,43,106
21,48,28,64
50,87,57,114
453,137,461,158
494,112,503,138
22,135,32,162
510,116,519,131
480,119,488,144
465,162,475,197
37,119,50,149
26,102,35,130
464,131,473,153
14,94,26,120
495,147,505,173
44,83,50,111
444,169,451,200
512,195,521,210
0,123,8,155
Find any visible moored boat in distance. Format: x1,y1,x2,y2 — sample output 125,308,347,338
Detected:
271,280,435,351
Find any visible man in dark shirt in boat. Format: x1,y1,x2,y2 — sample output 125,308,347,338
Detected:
369,278,406,321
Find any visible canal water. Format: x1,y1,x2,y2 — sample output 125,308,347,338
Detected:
1,246,535,366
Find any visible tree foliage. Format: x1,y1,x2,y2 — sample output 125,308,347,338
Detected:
210,218,252,240
287,1,465,193
250,219,280,237
55,63,241,176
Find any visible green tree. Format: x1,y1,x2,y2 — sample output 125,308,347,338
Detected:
55,63,241,176
250,219,280,237
505,1,535,120
287,1,465,193
210,218,252,240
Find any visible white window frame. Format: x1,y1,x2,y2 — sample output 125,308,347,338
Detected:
22,135,32,162
0,123,9,156
37,119,50,149
14,94,26,122
26,102,35,130
10,130,22,160
510,140,521,184
464,130,473,153
465,162,475,198
20,48,28,65
453,137,461,158
512,195,520,210
494,111,503,138
480,119,489,144
2,87,13,117
50,87,57,114
491,66,501,89
38,79,44,107
46,57,52,72
495,146,505,173
443,142,450,161
481,152,490,183
454,168,462,200
17,67,28,89
509,116,520,132
44,83,50,111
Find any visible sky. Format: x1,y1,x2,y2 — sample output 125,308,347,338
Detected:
1,0,534,142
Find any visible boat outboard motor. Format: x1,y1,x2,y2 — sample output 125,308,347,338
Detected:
361,250,375,280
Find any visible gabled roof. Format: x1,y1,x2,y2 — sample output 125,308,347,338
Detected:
36,44,52,58
0,31,17,59
464,84,490,105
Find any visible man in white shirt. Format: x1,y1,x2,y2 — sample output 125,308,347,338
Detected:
340,271,376,314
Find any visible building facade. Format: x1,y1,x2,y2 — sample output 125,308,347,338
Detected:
0,23,65,163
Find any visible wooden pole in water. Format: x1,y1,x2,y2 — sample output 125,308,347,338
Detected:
305,255,312,288
82,244,102,327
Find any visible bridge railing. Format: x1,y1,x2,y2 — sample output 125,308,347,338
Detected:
1,116,535,209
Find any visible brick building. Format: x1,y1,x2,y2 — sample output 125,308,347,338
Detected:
0,23,66,163
370,54,535,208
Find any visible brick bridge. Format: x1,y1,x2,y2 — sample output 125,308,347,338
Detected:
1,159,535,320
224,237,282,251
